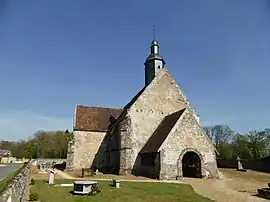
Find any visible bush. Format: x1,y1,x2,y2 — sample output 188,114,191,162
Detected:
30,178,35,185
29,191,39,201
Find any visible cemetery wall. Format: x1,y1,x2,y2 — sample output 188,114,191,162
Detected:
0,162,32,202
217,159,270,172
35,158,66,166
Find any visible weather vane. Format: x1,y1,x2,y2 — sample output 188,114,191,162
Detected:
152,24,156,40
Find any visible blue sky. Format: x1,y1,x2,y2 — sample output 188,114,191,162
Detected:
0,0,270,141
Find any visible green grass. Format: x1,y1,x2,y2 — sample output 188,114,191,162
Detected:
0,163,27,195
30,179,215,202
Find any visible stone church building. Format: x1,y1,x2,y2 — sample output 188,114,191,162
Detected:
66,40,219,179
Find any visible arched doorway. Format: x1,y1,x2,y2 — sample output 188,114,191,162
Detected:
182,151,202,178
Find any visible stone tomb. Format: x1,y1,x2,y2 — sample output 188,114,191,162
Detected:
73,181,99,195
257,183,270,199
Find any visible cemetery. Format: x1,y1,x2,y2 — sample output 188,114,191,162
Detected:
27,161,213,201
1,157,270,201
26,158,270,202
30,179,214,202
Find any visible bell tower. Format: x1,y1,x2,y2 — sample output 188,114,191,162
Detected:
144,31,166,86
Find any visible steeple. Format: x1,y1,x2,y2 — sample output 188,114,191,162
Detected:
144,27,166,86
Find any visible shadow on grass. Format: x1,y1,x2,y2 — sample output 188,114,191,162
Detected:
68,190,102,196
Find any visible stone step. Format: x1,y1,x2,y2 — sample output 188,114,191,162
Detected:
257,188,270,199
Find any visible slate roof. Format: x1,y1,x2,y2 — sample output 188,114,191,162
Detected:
74,105,123,132
140,109,186,153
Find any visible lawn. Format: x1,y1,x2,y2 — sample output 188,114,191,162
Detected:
30,179,214,202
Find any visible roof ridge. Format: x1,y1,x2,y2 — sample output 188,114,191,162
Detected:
76,104,123,110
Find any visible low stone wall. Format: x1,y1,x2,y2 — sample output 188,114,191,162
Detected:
34,158,66,166
0,162,31,202
217,159,270,172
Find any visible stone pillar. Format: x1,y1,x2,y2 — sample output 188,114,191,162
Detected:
119,149,132,175
158,149,166,179
65,140,75,171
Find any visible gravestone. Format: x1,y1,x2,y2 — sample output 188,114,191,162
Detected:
45,162,51,171
7,196,11,202
112,180,120,188
49,168,55,184
39,163,47,173
237,156,246,172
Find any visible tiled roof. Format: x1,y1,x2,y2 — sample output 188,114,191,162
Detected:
74,105,123,132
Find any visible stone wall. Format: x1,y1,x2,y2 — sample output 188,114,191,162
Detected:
0,162,31,202
35,158,66,165
66,140,74,170
118,70,218,179
67,130,106,170
119,70,200,174
118,116,132,175
160,110,218,179
217,159,270,172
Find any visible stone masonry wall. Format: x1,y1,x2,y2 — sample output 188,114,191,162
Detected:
120,70,198,173
66,140,74,170
71,131,106,170
160,110,218,179
119,114,134,175
0,162,31,202
35,158,66,165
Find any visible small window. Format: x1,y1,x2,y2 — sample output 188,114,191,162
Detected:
157,66,161,69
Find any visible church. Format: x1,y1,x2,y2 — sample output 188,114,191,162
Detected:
66,40,219,179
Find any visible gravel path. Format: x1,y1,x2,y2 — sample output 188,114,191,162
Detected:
183,170,268,202
54,169,183,184
0,163,22,181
